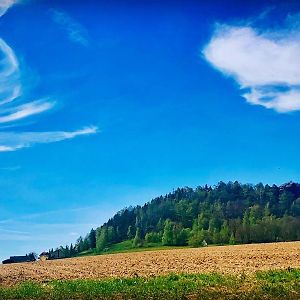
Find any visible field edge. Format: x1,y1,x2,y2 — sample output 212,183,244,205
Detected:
0,268,299,300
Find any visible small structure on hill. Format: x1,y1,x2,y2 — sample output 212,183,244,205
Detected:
2,253,37,264
39,252,49,261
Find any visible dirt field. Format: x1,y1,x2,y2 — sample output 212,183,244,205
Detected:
0,241,299,286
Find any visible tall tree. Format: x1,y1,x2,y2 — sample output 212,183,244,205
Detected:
162,219,174,246
96,227,109,251
89,229,96,249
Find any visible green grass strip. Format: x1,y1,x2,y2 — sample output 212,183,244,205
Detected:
0,269,299,299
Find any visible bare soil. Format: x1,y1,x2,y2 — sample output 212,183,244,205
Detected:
0,241,299,286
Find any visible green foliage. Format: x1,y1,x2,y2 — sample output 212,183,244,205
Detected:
188,228,205,247
162,219,173,246
96,240,183,255
219,221,230,244
88,229,96,249
99,240,134,254
127,225,135,240
53,181,300,257
229,233,235,245
175,227,190,246
145,232,161,243
96,226,108,251
132,227,143,247
1,269,300,299
162,220,189,246
75,237,85,253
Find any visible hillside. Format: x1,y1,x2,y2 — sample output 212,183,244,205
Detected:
1,242,300,286
1,242,300,299
52,181,300,258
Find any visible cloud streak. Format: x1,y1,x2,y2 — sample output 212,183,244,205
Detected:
0,3,97,151
0,126,97,152
0,0,18,17
51,9,88,46
0,38,21,107
0,100,54,123
203,15,300,113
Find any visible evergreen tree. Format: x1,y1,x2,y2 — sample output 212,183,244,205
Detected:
162,219,174,246
83,236,90,251
133,227,143,247
188,228,205,247
76,236,85,253
107,226,116,243
242,211,250,243
229,233,235,245
70,243,75,256
50,181,300,253
127,225,135,239
89,229,96,249
219,221,230,244
173,224,189,246
145,232,161,243
96,227,108,251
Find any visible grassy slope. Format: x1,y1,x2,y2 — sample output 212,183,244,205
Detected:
0,269,299,299
77,240,188,257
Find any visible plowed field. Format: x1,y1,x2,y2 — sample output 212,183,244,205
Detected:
1,241,299,286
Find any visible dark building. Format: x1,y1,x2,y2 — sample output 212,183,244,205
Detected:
2,254,36,264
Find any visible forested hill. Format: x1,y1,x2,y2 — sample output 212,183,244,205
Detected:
51,181,300,258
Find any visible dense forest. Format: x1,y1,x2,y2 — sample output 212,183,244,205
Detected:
50,181,300,258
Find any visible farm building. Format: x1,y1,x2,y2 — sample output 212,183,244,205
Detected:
38,250,61,261
39,252,49,261
2,254,36,264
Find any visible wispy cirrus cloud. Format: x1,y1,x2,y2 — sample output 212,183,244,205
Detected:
0,228,30,241
0,3,97,152
51,9,89,46
0,38,21,106
0,100,54,123
203,13,300,113
0,17,53,124
0,126,97,152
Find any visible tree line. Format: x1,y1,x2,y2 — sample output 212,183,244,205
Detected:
52,181,300,258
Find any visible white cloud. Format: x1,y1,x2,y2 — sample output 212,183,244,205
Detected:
243,87,300,113
0,3,97,152
0,145,16,151
203,18,300,113
51,9,88,46
0,33,53,124
0,100,54,123
0,85,21,105
0,0,18,17
0,126,98,151
0,38,21,106
0,38,18,76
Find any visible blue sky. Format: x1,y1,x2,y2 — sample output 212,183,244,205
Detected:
1,0,300,260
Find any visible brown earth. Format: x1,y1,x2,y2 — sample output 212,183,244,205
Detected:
0,241,299,286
